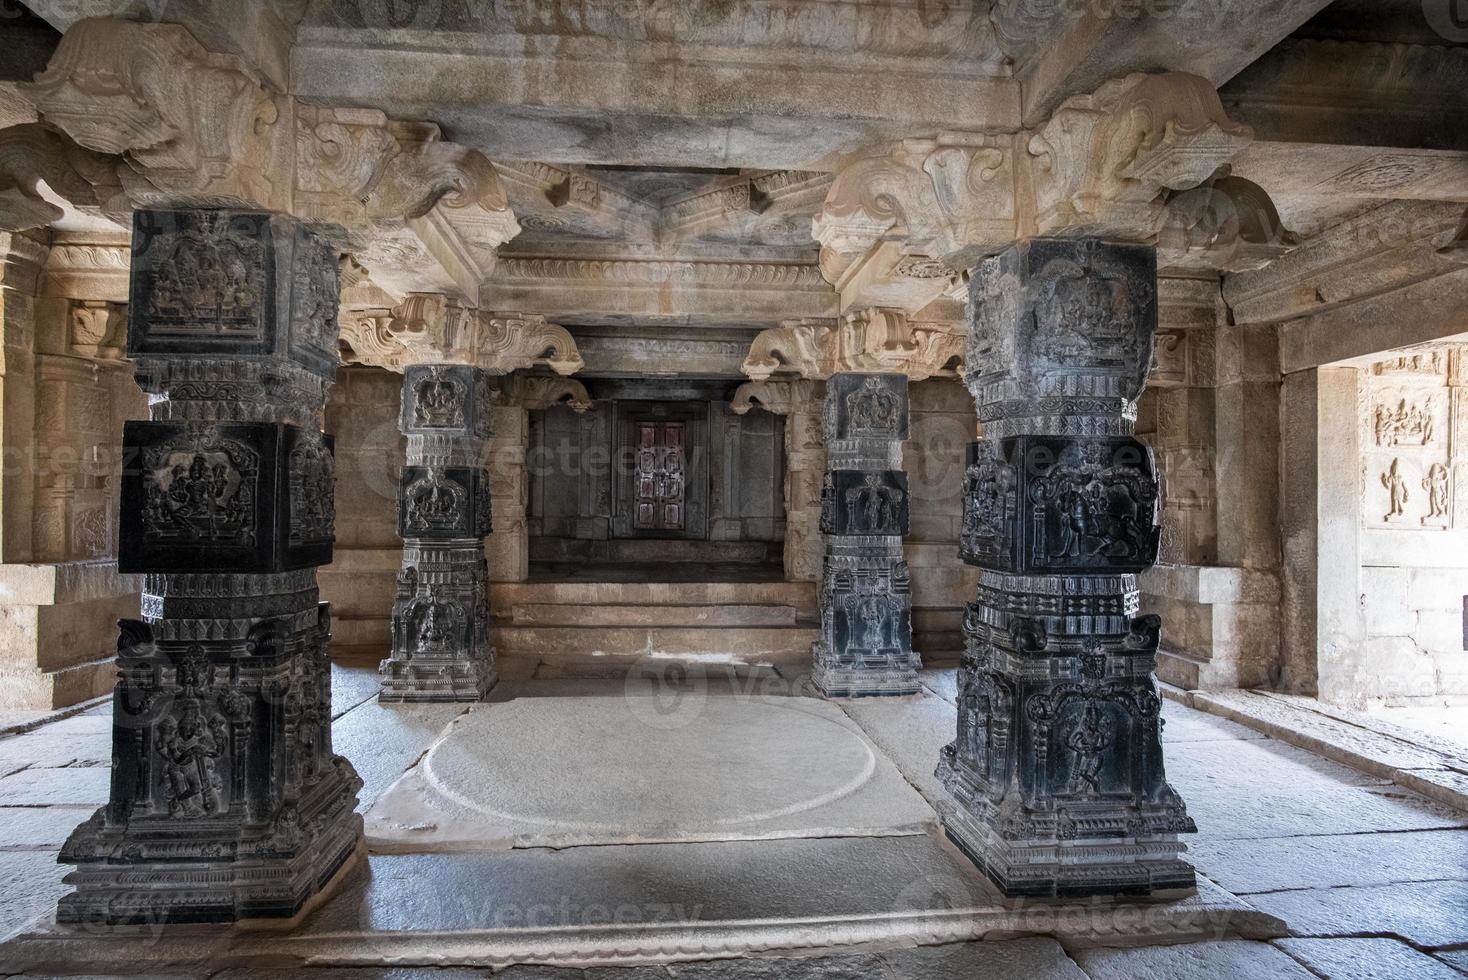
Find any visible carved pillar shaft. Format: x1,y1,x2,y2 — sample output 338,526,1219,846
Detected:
812,372,920,697
783,402,826,583
937,237,1194,898
379,363,496,701
59,209,363,924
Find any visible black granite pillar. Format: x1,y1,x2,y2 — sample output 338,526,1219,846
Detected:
811,372,920,697
936,238,1195,897
59,209,363,924
378,363,496,701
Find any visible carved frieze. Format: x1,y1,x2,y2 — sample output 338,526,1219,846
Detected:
742,310,962,382
820,470,909,536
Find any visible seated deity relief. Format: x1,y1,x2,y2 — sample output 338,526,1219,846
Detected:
820,469,910,536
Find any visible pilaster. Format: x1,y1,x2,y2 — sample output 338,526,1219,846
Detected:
58,208,363,924
812,372,920,697
938,237,1195,898
379,361,498,701
731,379,826,583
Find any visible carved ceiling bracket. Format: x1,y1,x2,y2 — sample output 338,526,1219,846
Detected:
741,308,964,382
814,72,1268,312
731,379,820,416
494,375,594,413
3,17,522,304
340,291,584,377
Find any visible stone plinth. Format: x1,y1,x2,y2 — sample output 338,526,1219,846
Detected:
937,238,1195,898
812,372,920,697
379,363,498,702
57,209,363,924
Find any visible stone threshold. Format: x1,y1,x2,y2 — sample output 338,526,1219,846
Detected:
1166,687,1468,813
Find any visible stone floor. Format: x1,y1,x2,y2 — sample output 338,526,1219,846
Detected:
0,658,1464,978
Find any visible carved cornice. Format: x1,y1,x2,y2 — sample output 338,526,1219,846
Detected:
813,72,1255,310
339,292,583,376
42,240,131,301
494,255,827,290
742,308,963,381
9,17,521,301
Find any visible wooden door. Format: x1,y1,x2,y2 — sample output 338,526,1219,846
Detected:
634,421,686,531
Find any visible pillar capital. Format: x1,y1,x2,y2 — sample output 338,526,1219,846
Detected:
341,291,584,377
741,308,963,382
814,72,1270,314
4,17,521,303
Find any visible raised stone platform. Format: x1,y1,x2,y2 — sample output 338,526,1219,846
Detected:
364,694,933,851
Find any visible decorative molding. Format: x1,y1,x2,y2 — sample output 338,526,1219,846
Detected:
495,255,826,289
742,309,963,382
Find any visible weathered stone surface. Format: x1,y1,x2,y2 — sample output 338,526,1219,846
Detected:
1190,829,1468,894
0,850,68,942
364,696,934,850
1249,880,1468,947
1276,938,1467,980
838,691,958,808
0,732,110,775
332,700,473,813
1073,940,1317,980
0,766,109,806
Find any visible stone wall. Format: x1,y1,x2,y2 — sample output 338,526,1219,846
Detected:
1355,347,1468,700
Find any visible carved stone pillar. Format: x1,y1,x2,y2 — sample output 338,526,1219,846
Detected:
379,362,497,701
731,379,825,583
937,238,1194,898
59,209,363,923
812,372,919,697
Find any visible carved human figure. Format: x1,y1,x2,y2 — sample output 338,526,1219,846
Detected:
848,594,891,651
846,377,900,433
156,700,226,818
1053,483,1096,558
415,377,464,427
1063,701,1114,797
417,602,448,650
1382,459,1410,521
846,473,902,532
1422,463,1449,524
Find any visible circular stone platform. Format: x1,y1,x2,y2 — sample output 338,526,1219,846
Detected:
364,695,935,850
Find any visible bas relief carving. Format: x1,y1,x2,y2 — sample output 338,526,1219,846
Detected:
142,437,258,548
137,211,268,340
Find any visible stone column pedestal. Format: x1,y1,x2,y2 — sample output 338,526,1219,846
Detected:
58,209,362,924
378,363,497,701
811,372,920,697
936,238,1195,898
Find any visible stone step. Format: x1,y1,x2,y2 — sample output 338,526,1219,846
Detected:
508,603,798,627
494,625,819,664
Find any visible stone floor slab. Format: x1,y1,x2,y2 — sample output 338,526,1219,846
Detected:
918,669,957,705
1160,701,1268,743
1276,937,1467,979
0,733,112,776
331,700,473,813
364,694,936,851
1189,829,1468,893
836,691,955,807
1072,939,1317,980
0,849,68,942
331,656,388,720
1171,783,1467,842
1166,736,1393,789
1247,880,1468,947
1435,949,1468,972
0,766,111,806
0,805,94,849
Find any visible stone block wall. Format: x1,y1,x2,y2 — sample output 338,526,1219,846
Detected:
906,378,981,658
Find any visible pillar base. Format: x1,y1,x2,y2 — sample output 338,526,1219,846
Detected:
811,643,922,698
935,749,1195,899
57,760,363,925
378,659,497,703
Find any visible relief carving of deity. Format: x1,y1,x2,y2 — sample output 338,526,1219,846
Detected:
1374,397,1435,447
843,592,896,652
412,600,463,653
156,693,228,819
143,213,265,336
845,473,904,533
404,470,466,534
289,436,336,546
1032,255,1143,367
1382,458,1410,522
1421,462,1449,526
142,438,258,546
1031,445,1154,565
961,445,1015,545
414,373,466,428
1062,701,1114,797
845,377,900,434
